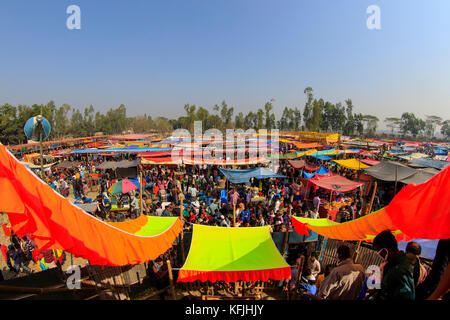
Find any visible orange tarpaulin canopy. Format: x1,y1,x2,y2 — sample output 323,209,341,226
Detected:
292,166,450,241
0,144,182,266
291,142,320,149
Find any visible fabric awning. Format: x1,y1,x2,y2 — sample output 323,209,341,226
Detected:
400,169,438,185
287,159,306,169
360,158,380,166
96,159,138,169
308,173,364,192
333,159,370,170
219,167,286,184
0,144,182,266
291,166,450,241
178,224,291,283
410,158,449,170
363,161,417,181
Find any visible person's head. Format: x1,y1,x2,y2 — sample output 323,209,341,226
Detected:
310,252,317,262
337,244,352,262
373,230,398,261
406,242,422,256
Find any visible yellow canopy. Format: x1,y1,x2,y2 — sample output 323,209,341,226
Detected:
333,159,370,170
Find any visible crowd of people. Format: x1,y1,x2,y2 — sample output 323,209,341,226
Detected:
284,231,449,300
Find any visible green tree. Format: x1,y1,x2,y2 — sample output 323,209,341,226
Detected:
384,117,402,135
264,102,275,129
362,115,379,135
425,115,442,139
400,112,426,137
440,120,450,139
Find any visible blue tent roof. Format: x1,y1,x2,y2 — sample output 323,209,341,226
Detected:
410,158,449,170
303,166,329,179
219,167,286,184
433,148,448,156
310,154,332,160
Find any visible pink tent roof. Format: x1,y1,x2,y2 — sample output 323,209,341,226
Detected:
360,158,381,166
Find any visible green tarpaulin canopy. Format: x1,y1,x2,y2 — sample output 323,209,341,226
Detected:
178,224,291,283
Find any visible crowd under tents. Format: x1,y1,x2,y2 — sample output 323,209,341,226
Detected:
177,224,291,283
291,166,450,241
0,144,182,266
219,167,286,184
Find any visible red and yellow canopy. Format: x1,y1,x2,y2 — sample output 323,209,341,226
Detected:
0,144,182,266
292,166,450,241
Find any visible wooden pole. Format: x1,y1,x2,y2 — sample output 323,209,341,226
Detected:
394,165,398,195
166,260,177,300
179,193,185,262
367,180,378,215
140,168,144,216
354,240,362,264
233,203,236,226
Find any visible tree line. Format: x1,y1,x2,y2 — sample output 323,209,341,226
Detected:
0,87,448,145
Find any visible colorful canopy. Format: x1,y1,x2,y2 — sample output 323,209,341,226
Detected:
178,224,291,283
333,159,370,170
303,166,330,179
0,144,182,266
291,142,321,149
287,159,306,169
292,166,450,241
308,173,364,192
219,167,286,184
310,154,332,160
108,178,140,195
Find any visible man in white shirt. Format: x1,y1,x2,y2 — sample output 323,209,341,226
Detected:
307,253,321,281
188,185,197,200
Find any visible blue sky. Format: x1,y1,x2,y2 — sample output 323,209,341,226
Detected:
0,0,449,127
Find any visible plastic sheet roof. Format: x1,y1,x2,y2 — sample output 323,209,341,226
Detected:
178,225,291,283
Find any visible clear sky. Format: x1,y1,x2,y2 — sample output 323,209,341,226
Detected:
1,0,449,128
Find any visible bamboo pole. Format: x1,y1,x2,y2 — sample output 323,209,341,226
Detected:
166,260,177,300
394,165,398,195
140,168,144,216
233,203,236,226
179,193,185,262
367,180,378,215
